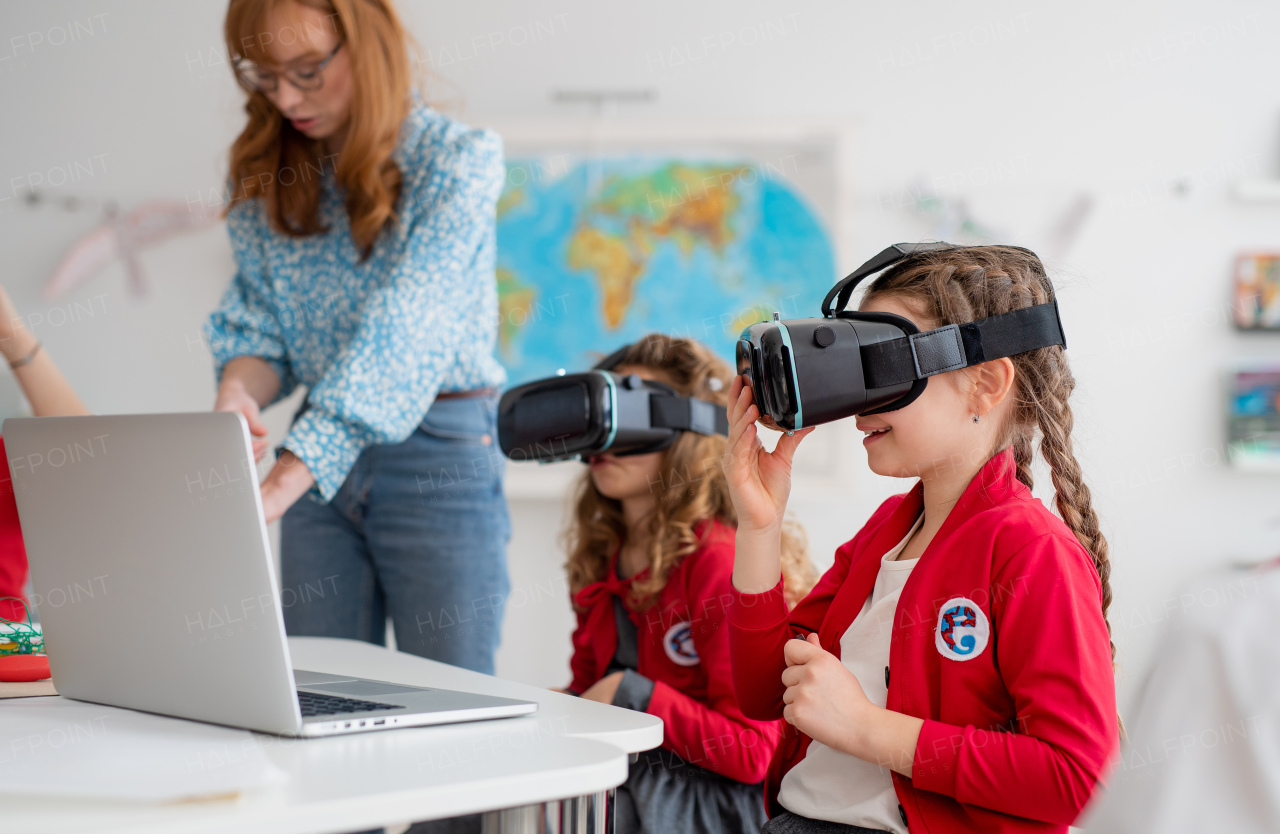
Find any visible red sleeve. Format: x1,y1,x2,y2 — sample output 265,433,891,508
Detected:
911,533,1119,825
646,539,781,783
567,606,595,696
0,436,30,622
728,524,869,721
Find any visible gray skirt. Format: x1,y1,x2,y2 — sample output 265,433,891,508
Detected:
616,747,768,834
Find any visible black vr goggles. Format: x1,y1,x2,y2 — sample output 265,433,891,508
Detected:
736,242,1068,431
497,345,729,463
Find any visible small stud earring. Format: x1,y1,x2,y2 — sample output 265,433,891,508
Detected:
972,414,981,424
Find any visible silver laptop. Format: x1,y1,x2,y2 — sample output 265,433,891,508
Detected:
3,412,536,737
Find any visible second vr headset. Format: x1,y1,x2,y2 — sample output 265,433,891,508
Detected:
497,345,729,463
737,242,1068,431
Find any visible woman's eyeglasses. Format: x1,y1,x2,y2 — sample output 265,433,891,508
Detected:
233,40,342,94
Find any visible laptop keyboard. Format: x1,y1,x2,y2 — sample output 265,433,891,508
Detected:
297,690,401,718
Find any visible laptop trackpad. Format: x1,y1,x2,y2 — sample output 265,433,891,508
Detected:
307,680,430,697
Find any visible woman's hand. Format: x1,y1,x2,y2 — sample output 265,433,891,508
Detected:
259,449,315,523
214,379,271,461
212,358,305,521
214,357,282,461
578,671,624,705
782,633,923,777
722,375,813,535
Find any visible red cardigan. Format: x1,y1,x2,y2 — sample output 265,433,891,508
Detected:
728,451,1117,833
569,519,782,784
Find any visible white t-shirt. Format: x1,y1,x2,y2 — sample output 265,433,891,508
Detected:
776,515,923,833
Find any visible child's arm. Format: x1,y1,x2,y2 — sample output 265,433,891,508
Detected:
646,650,781,784
723,374,828,720
0,288,88,417
565,605,597,697
722,376,812,594
640,546,782,783
781,633,924,777
568,607,781,784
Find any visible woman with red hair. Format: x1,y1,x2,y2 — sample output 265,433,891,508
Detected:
207,0,510,676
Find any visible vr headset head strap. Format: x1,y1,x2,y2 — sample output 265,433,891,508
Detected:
821,241,958,318
859,300,1067,391
593,341,730,440
649,395,729,437
594,343,634,371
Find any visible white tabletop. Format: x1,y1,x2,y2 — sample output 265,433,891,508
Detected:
3,636,664,834
288,636,663,754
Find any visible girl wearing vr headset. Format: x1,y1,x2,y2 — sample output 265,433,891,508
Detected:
724,246,1117,834
564,334,816,834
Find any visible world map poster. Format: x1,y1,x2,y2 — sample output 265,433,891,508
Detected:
494,138,840,385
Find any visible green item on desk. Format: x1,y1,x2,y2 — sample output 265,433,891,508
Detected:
0,597,44,656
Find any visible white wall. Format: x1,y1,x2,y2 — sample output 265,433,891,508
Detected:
3,0,1280,714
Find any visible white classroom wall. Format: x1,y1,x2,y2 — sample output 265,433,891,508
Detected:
2,0,1279,714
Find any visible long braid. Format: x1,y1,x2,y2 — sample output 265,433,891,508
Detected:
1012,433,1036,491
1019,349,1116,667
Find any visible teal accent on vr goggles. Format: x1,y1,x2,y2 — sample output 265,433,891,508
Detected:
600,370,619,451
774,322,803,431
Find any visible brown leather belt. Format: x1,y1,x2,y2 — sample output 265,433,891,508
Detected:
290,388,499,430
435,387,497,401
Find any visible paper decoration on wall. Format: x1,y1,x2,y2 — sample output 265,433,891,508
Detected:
21,190,220,300
904,185,1004,242
42,201,220,300
898,184,1094,263
1038,194,1094,263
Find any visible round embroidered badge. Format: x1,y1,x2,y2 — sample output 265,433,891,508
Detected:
663,621,699,666
934,597,990,661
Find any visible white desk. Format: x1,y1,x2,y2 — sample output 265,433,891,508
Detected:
3,637,664,834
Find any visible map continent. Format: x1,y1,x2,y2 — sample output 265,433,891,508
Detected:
495,157,836,383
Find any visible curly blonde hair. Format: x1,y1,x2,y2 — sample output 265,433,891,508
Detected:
564,334,816,610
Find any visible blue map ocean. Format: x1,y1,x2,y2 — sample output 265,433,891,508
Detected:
495,157,836,384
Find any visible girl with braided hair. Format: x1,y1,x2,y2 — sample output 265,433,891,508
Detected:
725,246,1118,834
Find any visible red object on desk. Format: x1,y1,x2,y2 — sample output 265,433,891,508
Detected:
0,654,50,682
0,436,31,623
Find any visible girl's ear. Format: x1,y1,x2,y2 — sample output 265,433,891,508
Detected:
971,357,1016,418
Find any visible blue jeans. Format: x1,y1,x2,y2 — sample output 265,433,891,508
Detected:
280,394,511,674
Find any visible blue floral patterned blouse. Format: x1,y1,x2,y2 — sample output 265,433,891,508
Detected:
206,106,507,501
